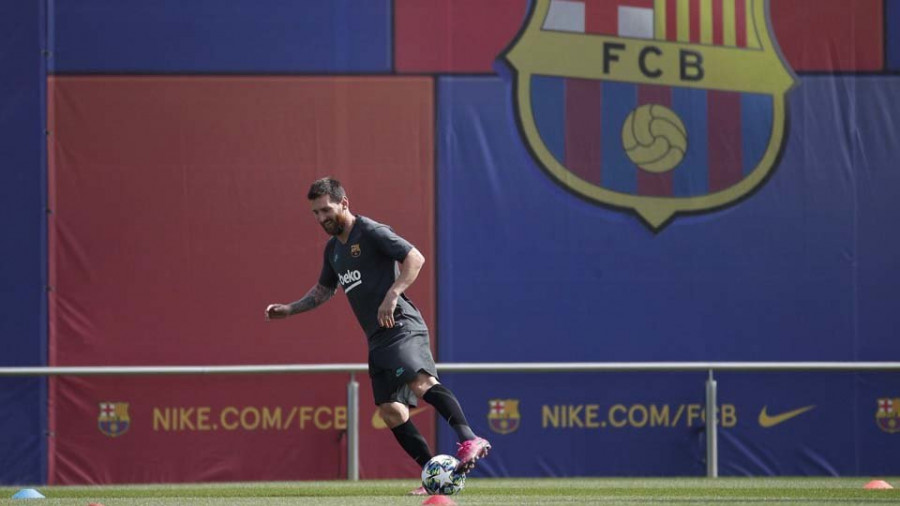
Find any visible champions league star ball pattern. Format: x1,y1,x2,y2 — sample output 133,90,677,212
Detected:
421,454,466,495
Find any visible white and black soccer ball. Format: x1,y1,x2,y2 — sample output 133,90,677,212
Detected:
421,454,466,495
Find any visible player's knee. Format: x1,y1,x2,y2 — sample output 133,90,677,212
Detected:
409,373,439,398
378,403,408,428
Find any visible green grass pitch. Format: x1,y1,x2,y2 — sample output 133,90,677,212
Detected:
2,477,899,505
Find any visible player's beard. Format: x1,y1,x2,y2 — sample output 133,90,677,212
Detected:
321,215,345,236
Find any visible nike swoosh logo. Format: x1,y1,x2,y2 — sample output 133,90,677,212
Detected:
758,405,816,428
371,407,429,430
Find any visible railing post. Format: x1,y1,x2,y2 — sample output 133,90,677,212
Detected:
347,372,359,481
705,369,718,478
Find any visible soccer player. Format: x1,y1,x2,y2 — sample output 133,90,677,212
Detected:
265,177,490,495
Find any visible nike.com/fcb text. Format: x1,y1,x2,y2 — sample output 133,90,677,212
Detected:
542,404,736,429
152,405,347,432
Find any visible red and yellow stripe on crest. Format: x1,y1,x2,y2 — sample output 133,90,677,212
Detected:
114,403,130,422
655,0,761,48
548,0,763,48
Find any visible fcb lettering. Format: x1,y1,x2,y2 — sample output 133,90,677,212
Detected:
552,40,709,82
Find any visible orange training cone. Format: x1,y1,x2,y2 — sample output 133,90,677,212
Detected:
864,480,893,490
422,495,457,506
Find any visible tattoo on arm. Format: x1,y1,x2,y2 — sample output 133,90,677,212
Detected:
288,284,335,315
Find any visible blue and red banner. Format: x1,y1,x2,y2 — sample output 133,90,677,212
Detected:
2,0,899,485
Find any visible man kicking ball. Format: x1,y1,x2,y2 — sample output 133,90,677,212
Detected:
266,177,490,494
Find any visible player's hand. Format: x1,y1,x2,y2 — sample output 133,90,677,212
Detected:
265,304,290,321
377,294,398,328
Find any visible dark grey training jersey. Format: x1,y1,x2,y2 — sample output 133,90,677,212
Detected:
318,216,428,345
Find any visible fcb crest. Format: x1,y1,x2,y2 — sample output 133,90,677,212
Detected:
98,402,131,437
488,399,521,435
503,0,796,229
876,398,900,434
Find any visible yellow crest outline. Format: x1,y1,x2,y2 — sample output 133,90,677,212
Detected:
503,0,797,229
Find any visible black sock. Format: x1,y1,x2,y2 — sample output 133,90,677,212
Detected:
423,384,477,442
390,420,433,467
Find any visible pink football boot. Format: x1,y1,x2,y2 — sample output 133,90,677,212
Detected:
407,485,428,496
455,436,491,474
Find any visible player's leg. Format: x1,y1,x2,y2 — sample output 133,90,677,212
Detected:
408,372,491,474
377,401,433,467
408,372,475,441
371,363,434,465
391,332,479,443
376,330,491,474
376,402,432,496
370,347,433,496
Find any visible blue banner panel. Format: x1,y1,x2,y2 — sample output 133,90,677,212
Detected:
438,76,867,363
436,75,900,475
439,372,900,477
0,379,46,484
0,0,47,485
855,373,900,473
852,77,900,357
50,0,391,73
438,373,709,477
714,373,900,476
889,0,900,70
438,75,900,362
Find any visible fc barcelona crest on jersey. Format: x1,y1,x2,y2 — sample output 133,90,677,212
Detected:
503,0,796,229
98,402,131,437
488,399,521,435
876,398,900,434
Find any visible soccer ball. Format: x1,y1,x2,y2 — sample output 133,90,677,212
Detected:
421,454,466,495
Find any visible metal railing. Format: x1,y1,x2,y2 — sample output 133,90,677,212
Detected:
3,361,900,479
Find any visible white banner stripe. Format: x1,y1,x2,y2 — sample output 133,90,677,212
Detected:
619,6,655,39
544,0,586,33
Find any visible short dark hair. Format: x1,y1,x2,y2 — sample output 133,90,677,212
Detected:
307,177,346,202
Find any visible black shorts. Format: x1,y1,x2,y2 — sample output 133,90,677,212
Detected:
368,330,438,406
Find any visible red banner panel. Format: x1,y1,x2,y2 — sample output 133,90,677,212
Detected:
47,76,435,483
49,375,432,484
771,0,883,72
395,0,529,73
395,0,884,73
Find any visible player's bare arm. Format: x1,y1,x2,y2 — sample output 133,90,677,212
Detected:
377,247,425,328
265,283,335,320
